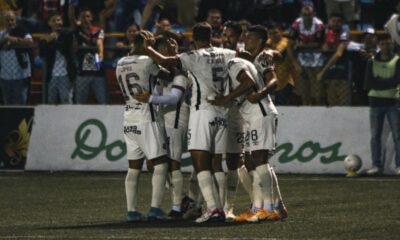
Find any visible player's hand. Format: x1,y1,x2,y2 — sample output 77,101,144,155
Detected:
247,92,262,103
134,91,151,103
208,94,228,106
167,38,178,53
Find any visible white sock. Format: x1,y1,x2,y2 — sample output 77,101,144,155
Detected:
171,170,183,212
125,168,140,212
252,171,264,211
214,172,226,210
150,162,168,208
255,164,273,211
188,171,199,201
197,171,218,210
225,170,238,211
269,164,284,208
238,166,253,202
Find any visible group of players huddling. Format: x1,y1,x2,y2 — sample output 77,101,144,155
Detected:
115,21,288,223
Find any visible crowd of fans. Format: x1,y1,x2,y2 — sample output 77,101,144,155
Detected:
0,0,399,106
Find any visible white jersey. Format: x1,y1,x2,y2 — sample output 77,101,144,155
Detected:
160,72,191,129
253,50,275,76
227,57,278,120
116,55,160,124
178,47,236,111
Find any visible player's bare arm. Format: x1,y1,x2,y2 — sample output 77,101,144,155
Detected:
247,70,277,103
209,69,255,106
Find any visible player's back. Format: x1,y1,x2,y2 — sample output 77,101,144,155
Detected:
116,55,160,124
179,47,236,111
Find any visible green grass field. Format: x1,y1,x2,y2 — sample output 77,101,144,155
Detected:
1,172,400,240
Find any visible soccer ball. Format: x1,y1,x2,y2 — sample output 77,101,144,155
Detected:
343,154,362,172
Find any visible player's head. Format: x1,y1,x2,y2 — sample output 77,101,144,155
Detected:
154,36,178,56
192,22,211,46
133,30,153,51
244,25,268,53
222,21,242,50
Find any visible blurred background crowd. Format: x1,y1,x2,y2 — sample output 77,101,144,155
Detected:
0,0,399,106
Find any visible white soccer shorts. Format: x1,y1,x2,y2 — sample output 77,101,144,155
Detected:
187,110,227,154
226,113,244,154
124,121,167,160
165,126,187,162
244,115,277,152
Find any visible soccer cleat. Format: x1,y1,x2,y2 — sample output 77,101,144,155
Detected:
276,201,288,220
395,167,400,176
234,210,255,222
127,211,144,222
224,208,236,221
366,166,382,175
180,195,195,214
195,208,225,223
246,209,280,223
182,206,202,220
168,210,183,219
147,207,167,221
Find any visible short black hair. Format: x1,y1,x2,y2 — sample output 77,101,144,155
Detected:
192,22,211,43
248,25,268,43
126,22,140,31
154,36,169,50
133,30,147,46
224,21,242,37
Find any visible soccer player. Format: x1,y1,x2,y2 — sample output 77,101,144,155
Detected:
115,31,169,222
241,25,287,221
142,22,236,223
134,36,190,218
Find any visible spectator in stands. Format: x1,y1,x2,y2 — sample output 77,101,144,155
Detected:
324,0,359,29
153,18,184,47
114,0,145,32
350,28,378,105
288,4,325,105
115,22,140,57
0,10,33,105
5,0,43,32
39,13,76,104
266,22,296,105
384,1,400,53
237,19,251,52
69,6,107,104
206,8,223,47
244,0,283,26
141,0,197,31
317,13,350,106
364,34,400,176
99,0,116,33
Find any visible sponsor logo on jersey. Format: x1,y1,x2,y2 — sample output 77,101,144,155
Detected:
124,126,142,135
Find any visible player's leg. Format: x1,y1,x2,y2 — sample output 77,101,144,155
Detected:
169,159,184,218
126,158,145,222
269,164,288,219
212,153,226,213
224,153,240,218
182,171,203,220
147,155,169,220
187,110,224,223
124,132,146,222
191,150,224,222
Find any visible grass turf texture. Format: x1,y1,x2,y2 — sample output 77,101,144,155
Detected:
0,172,399,239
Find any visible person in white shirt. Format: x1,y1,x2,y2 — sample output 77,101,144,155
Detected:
115,31,170,222
134,36,191,219
143,22,236,223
